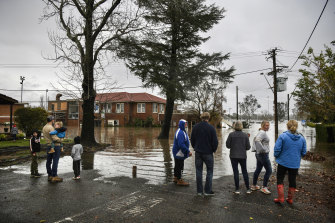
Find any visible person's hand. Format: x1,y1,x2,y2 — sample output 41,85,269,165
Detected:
32,152,36,156
247,133,250,138
189,151,192,157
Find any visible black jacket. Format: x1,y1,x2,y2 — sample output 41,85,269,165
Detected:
226,131,250,159
191,121,218,154
30,136,41,153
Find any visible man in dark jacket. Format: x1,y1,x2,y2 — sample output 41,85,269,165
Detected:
191,112,218,196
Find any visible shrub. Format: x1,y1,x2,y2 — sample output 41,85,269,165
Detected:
134,118,144,127
17,133,25,139
14,107,48,136
0,134,6,141
144,116,154,127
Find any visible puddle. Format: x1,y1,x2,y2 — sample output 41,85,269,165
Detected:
2,123,334,184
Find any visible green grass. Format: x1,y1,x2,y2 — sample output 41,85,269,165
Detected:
0,138,73,149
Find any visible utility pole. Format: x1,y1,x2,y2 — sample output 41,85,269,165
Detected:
46,89,48,111
271,48,279,140
236,86,239,120
20,76,25,103
287,94,290,121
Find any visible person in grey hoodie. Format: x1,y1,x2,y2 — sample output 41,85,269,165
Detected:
71,136,83,180
226,121,251,194
251,121,272,194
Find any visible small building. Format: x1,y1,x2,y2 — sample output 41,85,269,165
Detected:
0,93,25,132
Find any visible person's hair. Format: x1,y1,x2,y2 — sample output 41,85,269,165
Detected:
200,112,210,121
260,120,270,130
74,136,81,144
32,130,38,135
287,120,298,133
47,115,54,122
54,121,63,128
234,121,243,131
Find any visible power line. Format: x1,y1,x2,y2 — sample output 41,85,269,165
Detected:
233,68,272,76
288,0,329,71
0,86,144,92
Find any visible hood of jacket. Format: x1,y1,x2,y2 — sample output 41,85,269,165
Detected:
178,119,187,131
284,130,301,141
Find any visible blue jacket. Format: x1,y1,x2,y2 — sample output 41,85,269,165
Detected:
50,127,67,138
172,120,190,160
191,121,218,154
274,131,307,169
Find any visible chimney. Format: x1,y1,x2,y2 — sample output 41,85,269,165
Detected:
56,94,62,110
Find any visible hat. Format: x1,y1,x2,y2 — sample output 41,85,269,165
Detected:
47,115,55,122
200,112,210,120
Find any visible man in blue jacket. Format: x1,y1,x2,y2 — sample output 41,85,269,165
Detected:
173,119,192,186
191,112,218,196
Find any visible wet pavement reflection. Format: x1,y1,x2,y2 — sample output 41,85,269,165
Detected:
4,122,335,184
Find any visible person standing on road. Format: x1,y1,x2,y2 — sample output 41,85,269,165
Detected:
30,130,41,178
251,120,272,194
42,116,62,183
274,120,307,204
172,119,192,186
71,136,83,180
191,112,218,196
226,121,251,194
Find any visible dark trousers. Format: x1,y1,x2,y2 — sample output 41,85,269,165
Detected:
174,158,184,179
253,153,272,187
195,152,214,194
277,164,298,188
46,146,61,177
31,153,38,174
230,158,249,190
73,160,81,177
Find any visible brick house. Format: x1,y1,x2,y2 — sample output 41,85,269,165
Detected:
95,92,166,126
0,93,26,132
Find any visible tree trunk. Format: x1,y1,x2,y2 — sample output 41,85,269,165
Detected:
80,1,97,146
158,93,175,139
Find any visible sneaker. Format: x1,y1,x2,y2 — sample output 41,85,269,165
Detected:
261,187,271,194
246,189,252,194
204,191,215,196
30,174,35,178
48,148,55,154
34,173,41,178
234,190,240,195
72,177,77,180
76,176,81,180
251,185,260,191
177,179,189,186
51,176,63,182
197,193,203,196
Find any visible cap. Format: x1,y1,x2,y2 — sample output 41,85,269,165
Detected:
47,115,55,122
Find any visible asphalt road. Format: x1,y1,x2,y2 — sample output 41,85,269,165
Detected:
0,169,332,223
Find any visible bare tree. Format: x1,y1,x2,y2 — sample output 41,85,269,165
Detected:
41,0,144,145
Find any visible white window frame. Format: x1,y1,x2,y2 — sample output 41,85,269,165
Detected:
159,104,165,114
137,103,146,113
116,103,124,113
152,103,158,113
105,103,112,113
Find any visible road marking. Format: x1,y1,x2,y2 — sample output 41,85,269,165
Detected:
53,191,141,223
123,198,164,217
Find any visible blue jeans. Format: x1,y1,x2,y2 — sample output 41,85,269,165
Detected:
195,152,214,194
230,158,249,190
253,153,272,187
46,146,61,177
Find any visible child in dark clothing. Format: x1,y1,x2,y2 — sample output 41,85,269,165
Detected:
49,121,67,153
30,130,41,177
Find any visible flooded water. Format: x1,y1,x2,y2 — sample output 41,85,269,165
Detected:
4,122,335,184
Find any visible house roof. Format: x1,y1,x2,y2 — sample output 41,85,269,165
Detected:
0,93,18,105
96,92,166,104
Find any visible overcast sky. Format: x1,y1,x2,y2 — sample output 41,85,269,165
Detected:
0,0,334,115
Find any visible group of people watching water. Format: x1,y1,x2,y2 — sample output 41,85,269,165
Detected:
172,112,307,204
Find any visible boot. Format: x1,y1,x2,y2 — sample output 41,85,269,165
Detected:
286,187,295,204
274,184,284,203
173,176,178,183
48,176,53,181
177,179,189,186
51,176,63,183
48,148,55,154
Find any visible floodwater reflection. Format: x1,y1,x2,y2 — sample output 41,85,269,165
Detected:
4,123,335,184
